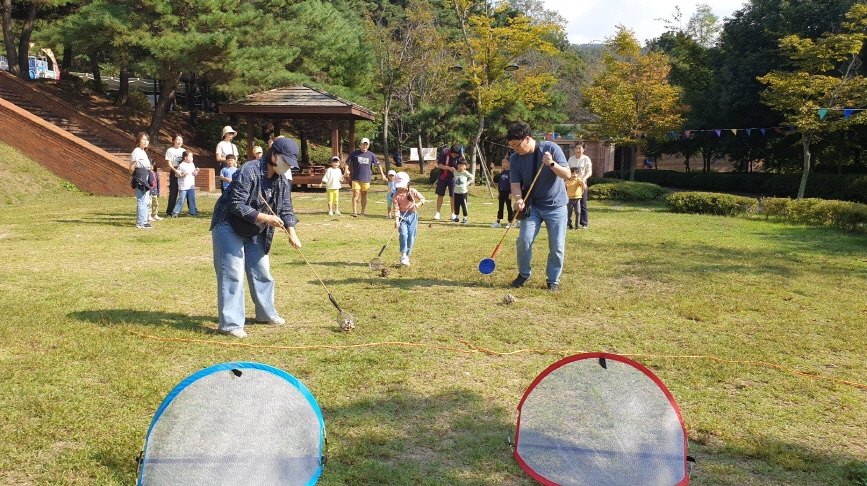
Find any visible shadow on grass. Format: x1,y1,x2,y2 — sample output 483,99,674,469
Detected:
314,276,472,289
323,386,526,485
68,309,216,332
690,436,867,485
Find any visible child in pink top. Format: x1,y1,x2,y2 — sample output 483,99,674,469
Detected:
392,172,426,266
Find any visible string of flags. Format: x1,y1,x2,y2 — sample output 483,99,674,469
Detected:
665,126,796,140
817,108,866,120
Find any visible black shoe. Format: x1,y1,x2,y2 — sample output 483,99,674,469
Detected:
547,283,560,292
511,274,528,288
567,224,573,229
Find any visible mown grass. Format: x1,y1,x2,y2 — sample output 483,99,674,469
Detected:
0,142,866,485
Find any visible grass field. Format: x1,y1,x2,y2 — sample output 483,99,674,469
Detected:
1,142,866,485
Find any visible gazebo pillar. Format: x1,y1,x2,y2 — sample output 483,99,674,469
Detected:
348,120,356,152
274,118,281,136
331,118,340,158
246,114,254,160
299,130,309,165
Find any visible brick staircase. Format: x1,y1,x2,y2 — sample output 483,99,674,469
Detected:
0,70,175,196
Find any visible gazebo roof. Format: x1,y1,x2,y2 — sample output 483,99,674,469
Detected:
219,84,376,121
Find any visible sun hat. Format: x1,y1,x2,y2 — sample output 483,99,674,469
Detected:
221,126,236,137
360,138,370,145
394,172,410,188
331,156,340,161
271,137,299,175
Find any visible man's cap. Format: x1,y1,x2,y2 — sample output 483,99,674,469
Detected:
394,171,410,188
221,126,236,137
361,138,370,145
272,137,299,175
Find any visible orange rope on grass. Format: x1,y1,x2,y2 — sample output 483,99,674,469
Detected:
128,330,867,391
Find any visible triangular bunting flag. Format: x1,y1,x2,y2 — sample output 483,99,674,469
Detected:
818,108,828,120
746,129,752,136
789,126,796,131
844,109,854,119
774,127,782,133
760,128,766,135
715,129,721,137
731,129,738,136
684,130,691,137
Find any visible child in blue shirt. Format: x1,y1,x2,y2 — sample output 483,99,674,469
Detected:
220,155,238,191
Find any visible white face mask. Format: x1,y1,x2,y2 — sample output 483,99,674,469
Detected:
274,154,292,175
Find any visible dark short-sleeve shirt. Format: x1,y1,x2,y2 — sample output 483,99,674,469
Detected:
509,140,568,210
498,169,511,191
347,150,380,183
437,150,460,181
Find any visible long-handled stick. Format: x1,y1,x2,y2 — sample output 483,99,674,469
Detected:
478,157,547,275
258,195,352,323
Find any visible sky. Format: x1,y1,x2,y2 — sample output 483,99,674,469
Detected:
540,0,748,45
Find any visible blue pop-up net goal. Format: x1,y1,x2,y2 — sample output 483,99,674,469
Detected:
137,362,325,486
513,353,692,486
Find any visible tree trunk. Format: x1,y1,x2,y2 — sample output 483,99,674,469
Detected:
628,146,636,182
417,134,424,175
796,134,812,200
148,71,182,142
15,1,37,80
89,52,102,92
382,108,390,173
470,115,484,176
1,0,19,78
60,44,71,79
115,66,129,106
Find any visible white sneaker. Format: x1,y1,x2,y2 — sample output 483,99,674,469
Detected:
336,210,341,215
433,212,441,220
505,223,511,229
450,213,457,220
257,315,285,326
491,222,501,228
400,254,410,266
148,217,156,222
513,221,521,228
328,211,334,216
153,215,163,221
220,329,247,338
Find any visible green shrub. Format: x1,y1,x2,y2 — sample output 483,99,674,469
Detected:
590,182,669,201
666,192,758,216
588,176,625,186
758,197,867,232
760,197,790,218
126,92,152,114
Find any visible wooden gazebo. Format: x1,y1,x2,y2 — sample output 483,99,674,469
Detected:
219,84,377,162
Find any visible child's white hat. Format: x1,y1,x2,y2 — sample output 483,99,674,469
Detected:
394,172,410,188
387,169,396,176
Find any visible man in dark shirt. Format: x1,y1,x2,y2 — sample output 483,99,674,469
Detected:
345,138,385,217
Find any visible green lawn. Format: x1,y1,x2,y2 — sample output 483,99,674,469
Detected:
1,142,866,485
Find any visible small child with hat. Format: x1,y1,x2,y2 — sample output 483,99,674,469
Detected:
320,156,345,216
392,172,426,266
386,169,397,219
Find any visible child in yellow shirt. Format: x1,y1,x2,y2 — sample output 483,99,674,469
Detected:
565,167,584,230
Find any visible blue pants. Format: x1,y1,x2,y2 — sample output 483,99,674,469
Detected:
135,188,150,226
211,222,278,332
398,211,418,255
173,188,198,215
516,205,567,285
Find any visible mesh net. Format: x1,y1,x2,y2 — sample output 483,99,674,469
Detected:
515,355,687,486
140,364,322,486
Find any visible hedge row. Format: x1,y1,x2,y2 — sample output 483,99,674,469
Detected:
589,181,669,201
603,170,867,203
665,192,759,216
762,197,867,232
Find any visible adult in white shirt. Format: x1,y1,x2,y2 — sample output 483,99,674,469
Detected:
129,132,153,229
216,126,239,192
164,134,185,216
567,141,591,229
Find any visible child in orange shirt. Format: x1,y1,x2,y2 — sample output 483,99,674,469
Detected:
392,172,426,266
565,167,584,230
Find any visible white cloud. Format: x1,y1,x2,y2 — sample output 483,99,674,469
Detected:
541,0,747,45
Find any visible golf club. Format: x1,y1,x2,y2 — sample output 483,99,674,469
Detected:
478,152,548,275
369,200,418,271
258,194,356,328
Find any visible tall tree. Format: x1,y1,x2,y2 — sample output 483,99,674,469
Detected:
758,3,867,199
582,26,685,180
1,0,76,80
451,0,561,175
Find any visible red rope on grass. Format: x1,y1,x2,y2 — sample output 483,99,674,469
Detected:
127,330,867,391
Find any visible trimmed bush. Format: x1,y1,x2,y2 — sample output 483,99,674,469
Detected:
666,192,758,216
759,197,867,232
588,176,626,186
590,182,669,201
